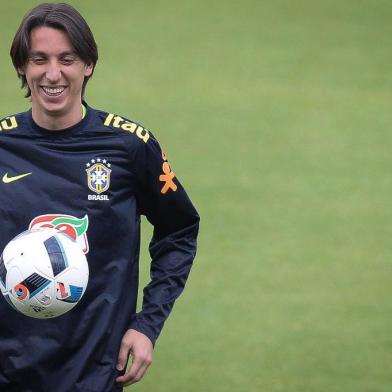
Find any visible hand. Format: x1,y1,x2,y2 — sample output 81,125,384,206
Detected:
116,329,154,386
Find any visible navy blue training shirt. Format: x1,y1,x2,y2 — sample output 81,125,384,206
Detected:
0,103,199,392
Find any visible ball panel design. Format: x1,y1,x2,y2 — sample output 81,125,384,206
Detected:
0,254,6,288
14,284,29,300
44,235,68,276
56,282,84,303
14,273,51,300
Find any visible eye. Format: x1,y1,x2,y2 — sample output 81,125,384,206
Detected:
30,56,46,65
60,56,77,65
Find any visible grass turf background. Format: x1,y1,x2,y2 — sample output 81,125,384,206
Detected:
1,1,392,391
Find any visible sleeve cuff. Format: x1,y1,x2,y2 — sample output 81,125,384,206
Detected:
128,314,159,347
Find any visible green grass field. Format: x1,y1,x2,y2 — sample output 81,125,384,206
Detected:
1,1,392,391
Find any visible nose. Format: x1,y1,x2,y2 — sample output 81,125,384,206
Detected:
45,60,62,83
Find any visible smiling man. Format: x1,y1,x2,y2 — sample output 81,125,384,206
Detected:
18,26,93,129
0,3,199,392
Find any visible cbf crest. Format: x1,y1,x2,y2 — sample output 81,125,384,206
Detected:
86,159,111,200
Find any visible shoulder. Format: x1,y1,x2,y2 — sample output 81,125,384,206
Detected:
89,106,152,145
0,111,28,133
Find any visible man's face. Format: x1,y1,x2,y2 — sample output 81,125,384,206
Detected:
19,26,93,125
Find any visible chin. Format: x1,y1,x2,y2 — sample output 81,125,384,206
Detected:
41,98,69,114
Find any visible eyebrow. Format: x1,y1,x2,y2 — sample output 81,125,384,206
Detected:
29,50,77,57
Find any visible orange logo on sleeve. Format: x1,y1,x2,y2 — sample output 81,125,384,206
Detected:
159,151,177,194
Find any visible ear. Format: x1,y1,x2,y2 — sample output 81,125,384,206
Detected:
17,67,25,76
84,64,93,78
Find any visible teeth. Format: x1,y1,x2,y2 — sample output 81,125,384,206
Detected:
42,86,65,96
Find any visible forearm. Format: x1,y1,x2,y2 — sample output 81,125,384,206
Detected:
129,221,199,344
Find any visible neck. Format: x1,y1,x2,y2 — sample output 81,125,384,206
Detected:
32,102,85,130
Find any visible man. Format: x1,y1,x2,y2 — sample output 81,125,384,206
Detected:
0,3,199,392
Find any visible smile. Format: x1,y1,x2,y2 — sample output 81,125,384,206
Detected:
41,86,66,96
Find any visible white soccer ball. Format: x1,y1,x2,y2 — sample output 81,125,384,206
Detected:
0,228,89,319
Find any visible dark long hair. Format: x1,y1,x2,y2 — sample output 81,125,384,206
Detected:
10,3,98,98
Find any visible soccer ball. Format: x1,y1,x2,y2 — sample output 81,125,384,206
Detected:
0,228,89,319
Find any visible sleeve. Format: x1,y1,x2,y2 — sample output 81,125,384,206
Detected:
128,132,200,345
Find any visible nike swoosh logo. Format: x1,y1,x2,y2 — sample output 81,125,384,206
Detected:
2,172,32,183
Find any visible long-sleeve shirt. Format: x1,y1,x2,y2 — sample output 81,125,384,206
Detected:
0,103,199,392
